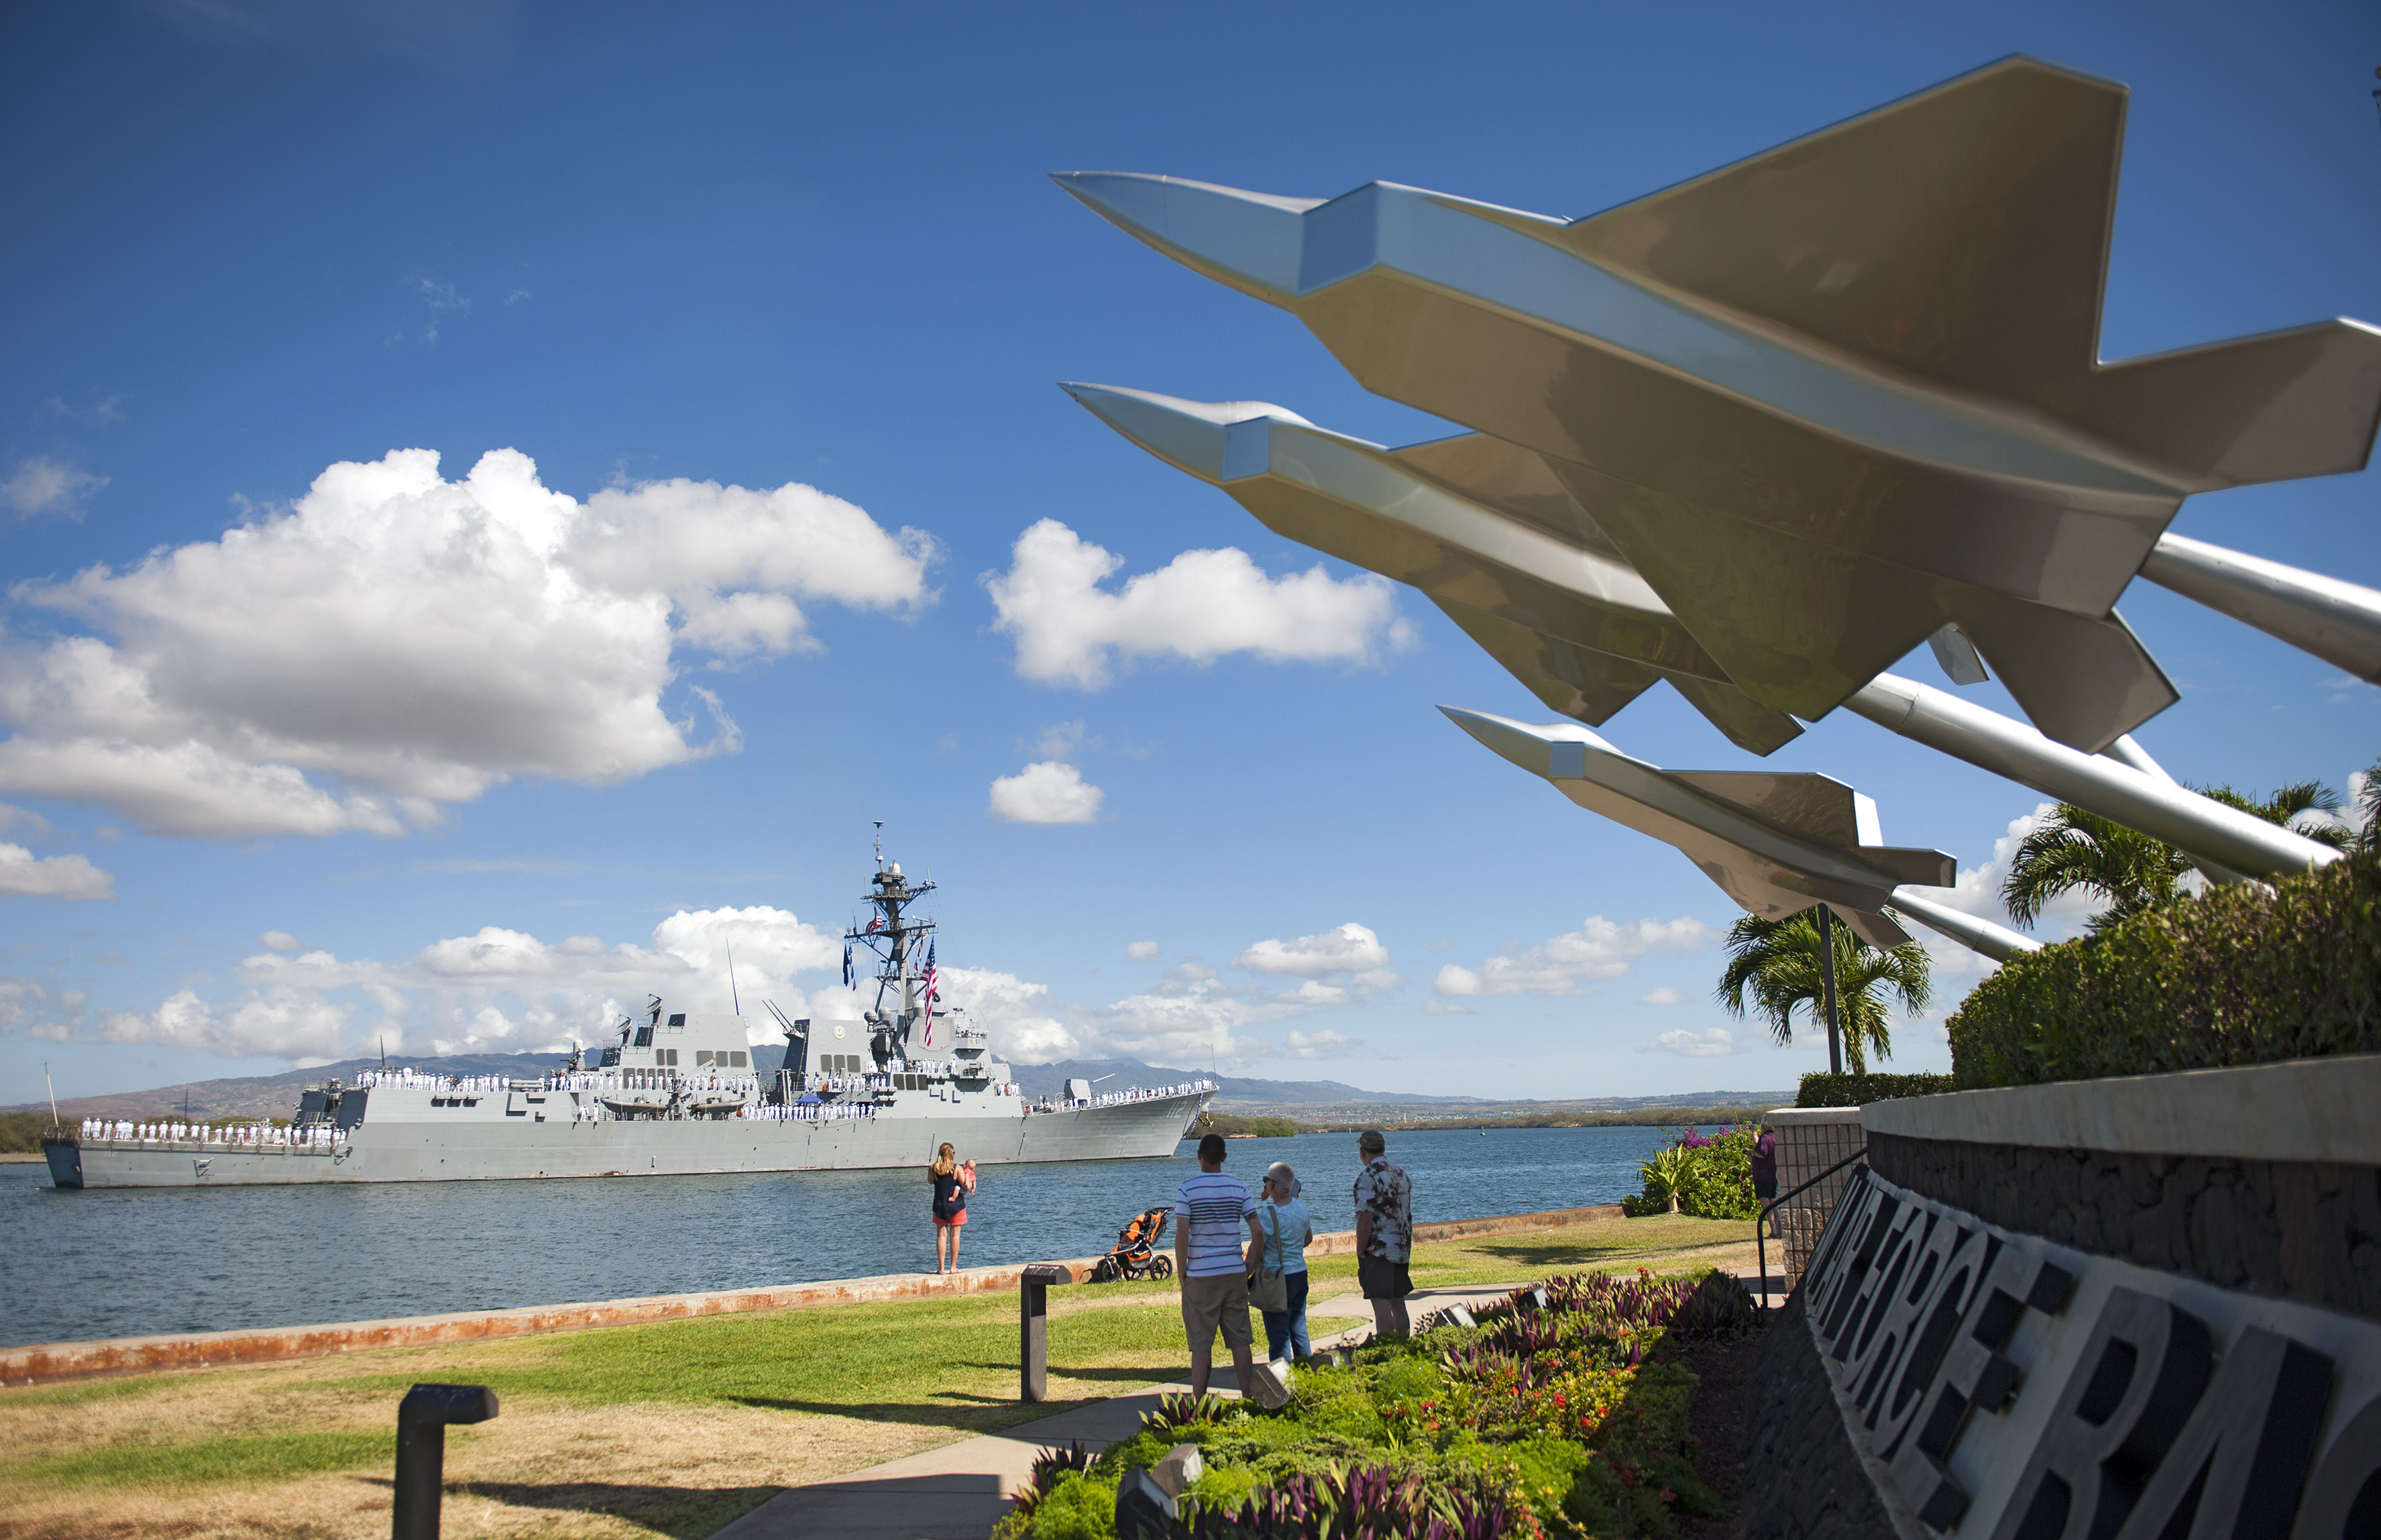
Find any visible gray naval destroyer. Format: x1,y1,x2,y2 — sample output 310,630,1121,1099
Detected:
44,850,1211,1189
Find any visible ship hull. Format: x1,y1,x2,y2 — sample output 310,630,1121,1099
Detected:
46,1095,1203,1189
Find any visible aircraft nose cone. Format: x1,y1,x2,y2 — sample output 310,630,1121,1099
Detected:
1050,171,1313,300
1438,706,1606,780
1059,382,1311,483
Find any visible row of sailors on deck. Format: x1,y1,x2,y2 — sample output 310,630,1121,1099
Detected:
81,1119,342,1146
745,1102,877,1120
1030,1080,1211,1112
357,1068,761,1095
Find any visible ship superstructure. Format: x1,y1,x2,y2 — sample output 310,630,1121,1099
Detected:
42,842,1209,1189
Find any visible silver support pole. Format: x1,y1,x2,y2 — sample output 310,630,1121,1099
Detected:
1883,889,2042,963
1816,906,1842,1075
2097,734,2254,887
1842,673,2341,878
2141,533,2381,685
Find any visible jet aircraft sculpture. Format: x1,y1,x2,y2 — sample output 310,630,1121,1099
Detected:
1441,707,2041,963
1068,384,2343,878
1060,382,1802,753
1056,57,2381,755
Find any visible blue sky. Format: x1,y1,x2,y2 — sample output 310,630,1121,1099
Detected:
3,1,2376,1103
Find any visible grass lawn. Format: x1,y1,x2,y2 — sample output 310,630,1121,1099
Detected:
0,1212,1755,1540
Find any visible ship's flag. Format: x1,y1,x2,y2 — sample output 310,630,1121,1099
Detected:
865,914,885,935
920,940,940,1046
842,942,853,989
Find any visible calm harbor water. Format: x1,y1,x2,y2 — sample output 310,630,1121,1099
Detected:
0,1124,1690,1348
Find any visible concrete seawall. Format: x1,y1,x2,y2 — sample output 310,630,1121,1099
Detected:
1,1202,1625,1387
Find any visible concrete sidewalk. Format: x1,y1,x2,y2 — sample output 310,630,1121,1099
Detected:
708,1283,1539,1540
709,1380,1197,1540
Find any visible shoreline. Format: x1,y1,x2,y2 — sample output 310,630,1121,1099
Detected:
1,1203,1621,1388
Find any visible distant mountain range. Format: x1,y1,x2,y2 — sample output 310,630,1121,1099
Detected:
9,1048,1787,1123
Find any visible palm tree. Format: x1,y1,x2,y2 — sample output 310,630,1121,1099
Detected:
2359,759,2381,854
2198,781,2351,850
1715,907,1932,1074
2000,805,2193,932
2003,777,2354,933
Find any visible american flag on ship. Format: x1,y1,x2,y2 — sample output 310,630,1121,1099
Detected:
918,940,940,1046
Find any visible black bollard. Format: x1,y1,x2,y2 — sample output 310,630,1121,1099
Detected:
393,1383,498,1540
1019,1264,1076,1402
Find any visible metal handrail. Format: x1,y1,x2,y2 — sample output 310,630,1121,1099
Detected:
1755,1146,1869,1309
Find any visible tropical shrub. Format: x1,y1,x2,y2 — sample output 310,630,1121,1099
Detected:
1948,848,2381,1089
993,1270,1758,1540
1622,1127,1757,1220
1793,1072,1958,1107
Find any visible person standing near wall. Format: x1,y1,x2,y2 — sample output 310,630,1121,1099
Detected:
1176,1132,1264,1398
1352,1129,1413,1341
1751,1121,1779,1236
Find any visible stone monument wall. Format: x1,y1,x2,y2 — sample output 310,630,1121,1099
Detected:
1742,1054,2381,1540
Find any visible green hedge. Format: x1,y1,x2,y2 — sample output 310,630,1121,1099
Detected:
1947,849,2381,1089
1622,1126,1758,1219
1794,1072,1958,1107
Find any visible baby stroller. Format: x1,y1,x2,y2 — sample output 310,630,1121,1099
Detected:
1089,1206,1173,1282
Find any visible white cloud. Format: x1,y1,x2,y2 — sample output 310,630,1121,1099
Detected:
985,518,1410,690
1639,986,1685,1006
90,904,843,1059
989,761,1105,824
3,457,107,518
416,278,470,314
68,905,1400,1071
1905,804,2104,979
1434,916,1714,997
1641,1026,1738,1057
0,842,113,900
0,802,53,838
0,448,932,839
937,965,1078,1062
1421,997,1474,1015
0,975,58,1036
260,930,300,952
1126,940,1160,960
1235,922,1391,979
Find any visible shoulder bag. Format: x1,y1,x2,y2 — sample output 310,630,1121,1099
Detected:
1248,1205,1290,1313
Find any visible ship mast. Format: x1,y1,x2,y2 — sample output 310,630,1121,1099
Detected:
846,823,936,1064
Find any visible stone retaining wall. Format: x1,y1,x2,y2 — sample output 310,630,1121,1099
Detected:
1,1202,1622,1387
1866,1131,2381,1323
1742,1056,2381,1540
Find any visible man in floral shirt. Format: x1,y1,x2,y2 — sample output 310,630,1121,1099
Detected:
1352,1128,1413,1339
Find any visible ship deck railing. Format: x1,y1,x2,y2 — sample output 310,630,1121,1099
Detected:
1030,1079,1214,1113
67,1125,351,1153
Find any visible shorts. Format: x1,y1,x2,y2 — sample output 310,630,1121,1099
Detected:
1753,1177,1777,1203
1358,1254,1412,1300
1179,1271,1252,1357
934,1209,967,1227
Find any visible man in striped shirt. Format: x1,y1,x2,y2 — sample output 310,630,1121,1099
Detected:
1174,1132,1264,1398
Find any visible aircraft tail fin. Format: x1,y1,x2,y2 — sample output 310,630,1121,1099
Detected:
2057,319,2381,489
1832,905,1916,951
1432,599,1660,725
1950,595,2177,752
1561,57,2123,404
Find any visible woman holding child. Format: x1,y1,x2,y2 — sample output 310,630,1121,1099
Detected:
928,1142,976,1274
